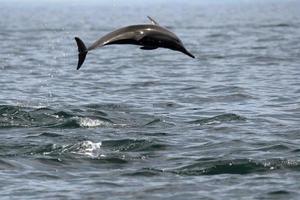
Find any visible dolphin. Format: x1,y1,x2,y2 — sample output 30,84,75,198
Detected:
75,16,195,70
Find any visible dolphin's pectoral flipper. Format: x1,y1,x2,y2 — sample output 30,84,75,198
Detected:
140,46,158,50
134,31,146,41
147,16,159,25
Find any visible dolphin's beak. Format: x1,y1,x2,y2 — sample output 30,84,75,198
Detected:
181,47,195,58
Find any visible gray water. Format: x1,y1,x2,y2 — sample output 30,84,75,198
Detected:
1,0,300,199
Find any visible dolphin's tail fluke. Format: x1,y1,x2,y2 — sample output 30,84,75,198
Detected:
75,37,88,70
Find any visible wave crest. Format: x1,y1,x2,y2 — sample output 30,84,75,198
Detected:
0,105,114,128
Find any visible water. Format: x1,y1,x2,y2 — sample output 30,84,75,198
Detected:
1,0,300,199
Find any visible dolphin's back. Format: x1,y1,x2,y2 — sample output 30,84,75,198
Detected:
87,24,178,51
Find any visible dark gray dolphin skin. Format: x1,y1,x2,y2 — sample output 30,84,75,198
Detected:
75,16,195,70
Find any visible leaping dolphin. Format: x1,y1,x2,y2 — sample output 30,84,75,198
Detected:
75,16,195,70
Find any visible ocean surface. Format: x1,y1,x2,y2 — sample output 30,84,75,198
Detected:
1,0,300,199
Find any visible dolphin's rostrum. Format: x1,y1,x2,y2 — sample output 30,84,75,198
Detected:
75,16,195,70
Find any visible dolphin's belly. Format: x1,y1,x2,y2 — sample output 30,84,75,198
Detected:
106,39,140,45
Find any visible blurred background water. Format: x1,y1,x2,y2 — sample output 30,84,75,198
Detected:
0,0,300,199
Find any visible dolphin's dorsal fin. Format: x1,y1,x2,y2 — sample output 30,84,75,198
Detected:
147,16,159,25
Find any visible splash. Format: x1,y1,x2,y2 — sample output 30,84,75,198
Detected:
78,117,112,128
70,141,103,158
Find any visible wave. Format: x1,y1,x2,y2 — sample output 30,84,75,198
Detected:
0,105,116,129
101,139,167,152
172,159,300,176
0,104,183,129
4,138,167,162
31,140,103,159
124,159,300,177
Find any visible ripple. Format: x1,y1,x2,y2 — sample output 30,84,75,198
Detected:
265,190,298,199
26,132,62,139
268,190,291,195
207,33,232,38
0,159,17,170
213,93,255,102
24,171,61,180
123,168,163,177
256,144,290,151
259,23,293,28
143,118,161,126
189,113,246,125
84,103,130,112
102,139,167,152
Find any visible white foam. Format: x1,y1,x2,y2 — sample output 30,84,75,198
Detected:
16,101,48,109
78,117,111,128
71,140,103,158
